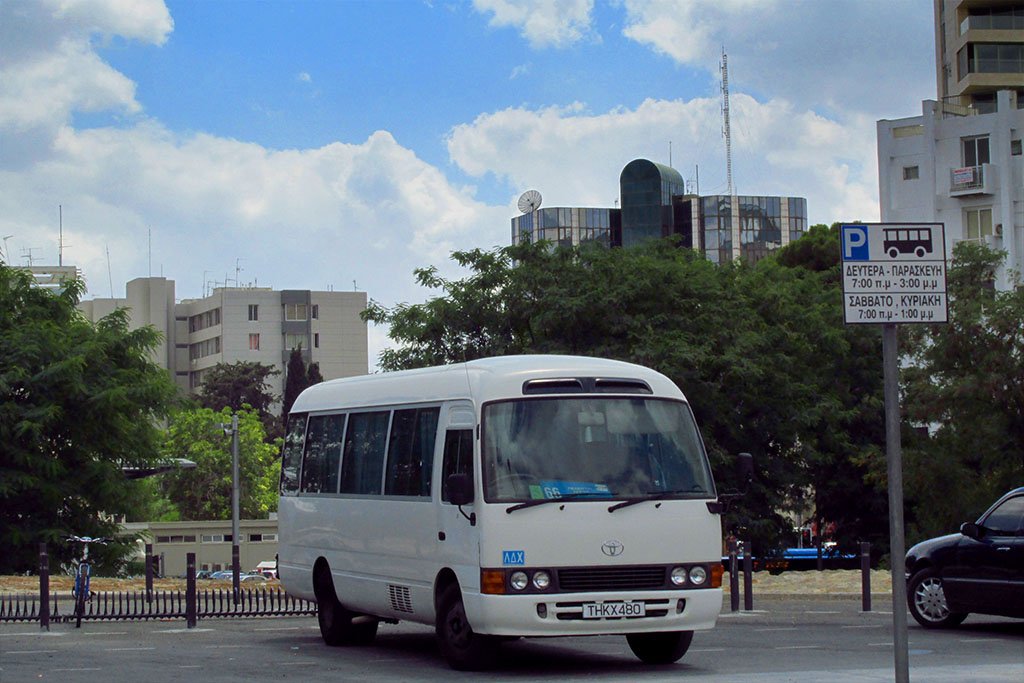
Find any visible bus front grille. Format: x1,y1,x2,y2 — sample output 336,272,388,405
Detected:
557,566,667,592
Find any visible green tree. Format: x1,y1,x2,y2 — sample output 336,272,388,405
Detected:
198,361,280,439
281,347,325,421
158,406,281,520
365,238,881,552
901,242,1024,542
0,264,177,572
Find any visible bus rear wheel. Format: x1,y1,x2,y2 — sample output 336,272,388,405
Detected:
626,630,693,664
436,583,497,670
315,566,378,646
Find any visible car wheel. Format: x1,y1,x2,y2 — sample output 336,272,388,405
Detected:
626,631,693,664
315,565,378,646
907,568,967,628
435,583,497,670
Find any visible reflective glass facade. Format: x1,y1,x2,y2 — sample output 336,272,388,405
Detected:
511,207,616,248
619,159,686,247
509,159,807,265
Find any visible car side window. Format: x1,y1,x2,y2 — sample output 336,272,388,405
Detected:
982,495,1024,535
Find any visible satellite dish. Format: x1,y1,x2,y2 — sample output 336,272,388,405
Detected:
517,190,542,214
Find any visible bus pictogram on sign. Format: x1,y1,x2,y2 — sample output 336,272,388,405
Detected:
883,227,932,259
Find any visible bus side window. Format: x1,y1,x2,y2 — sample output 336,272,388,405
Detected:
441,429,474,503
385,407,440,497
301,414,346,494
340,411,391,495
280,413,308,494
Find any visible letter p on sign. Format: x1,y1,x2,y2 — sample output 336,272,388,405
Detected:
842,225,869,260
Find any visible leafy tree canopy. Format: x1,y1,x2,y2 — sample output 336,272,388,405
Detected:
364,236,889,552
0,263,177,572
198,361,280,438
901,242,1024,541
157,406,281,520
281,347,324,421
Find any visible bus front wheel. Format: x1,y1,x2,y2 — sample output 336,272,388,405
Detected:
315,566,378,646
626,630,693,664
436,583,497,670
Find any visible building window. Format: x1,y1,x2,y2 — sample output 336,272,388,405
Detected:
285,303,307,321
248,304,258,321
902,166,919,180
1012,140,1022,156
314,333,320,348
963,136,990,167
965,207,993,240
249,333,260,351
285,333,305,350
311,304,319,319
189,307,222,333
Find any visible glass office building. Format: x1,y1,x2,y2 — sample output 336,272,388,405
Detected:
511,159,807,264
511,207,617,249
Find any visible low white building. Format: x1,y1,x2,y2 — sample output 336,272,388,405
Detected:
878,93,1023,291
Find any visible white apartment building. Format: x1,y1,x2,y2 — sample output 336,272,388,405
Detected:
79,277,368,400
877,1,1024,291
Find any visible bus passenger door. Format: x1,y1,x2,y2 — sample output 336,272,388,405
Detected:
436,409,479,593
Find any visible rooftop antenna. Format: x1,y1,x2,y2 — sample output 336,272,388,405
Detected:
105,244,113,297
59,206,64,266
721,47,734,197
235,258,243,287
21,247,40,266
148,228,152,277
1,235,12,263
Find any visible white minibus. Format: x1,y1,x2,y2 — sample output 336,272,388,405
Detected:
277,355,745,669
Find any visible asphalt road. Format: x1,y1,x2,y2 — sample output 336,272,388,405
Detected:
1,599,1021,682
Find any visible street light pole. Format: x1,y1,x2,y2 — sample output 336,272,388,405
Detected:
220,414,241,604
231,414,240,604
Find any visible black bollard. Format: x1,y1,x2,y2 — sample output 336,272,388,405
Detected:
186,552,197,628
145,542,154,603
727,539,739,612
742,542,753,611
860,541,872,612
39,543,49,631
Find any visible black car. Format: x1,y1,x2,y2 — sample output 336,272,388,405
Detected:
905,486,1024,628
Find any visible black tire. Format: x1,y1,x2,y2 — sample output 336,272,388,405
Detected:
315,566,378,646
435,583,496,670
907,567,967,628
626,631,693,664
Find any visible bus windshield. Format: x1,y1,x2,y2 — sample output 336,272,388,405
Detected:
482,397,714,503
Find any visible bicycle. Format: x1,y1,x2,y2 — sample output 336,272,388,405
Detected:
65,535,111,627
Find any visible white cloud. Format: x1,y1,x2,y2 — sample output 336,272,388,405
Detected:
473,0,595,48
0,0,508,368
297,72,312,83
447,96,879,226
619,0,934,120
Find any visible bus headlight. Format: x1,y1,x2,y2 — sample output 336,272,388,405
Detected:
510,571,529,590
689,566,708,586
532,571,551,590
670,566,688,586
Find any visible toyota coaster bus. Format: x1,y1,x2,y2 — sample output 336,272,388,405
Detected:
277,355,745,669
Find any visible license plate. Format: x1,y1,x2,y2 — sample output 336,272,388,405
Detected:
582,601,646,619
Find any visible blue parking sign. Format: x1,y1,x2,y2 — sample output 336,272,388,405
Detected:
842,225,869,261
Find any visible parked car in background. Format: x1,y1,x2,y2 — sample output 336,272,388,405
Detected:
240,573,268,582
905,486,1024,628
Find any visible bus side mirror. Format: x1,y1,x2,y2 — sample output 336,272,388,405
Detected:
447,473,474,507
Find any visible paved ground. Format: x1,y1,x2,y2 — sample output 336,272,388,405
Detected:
2,595,1021,682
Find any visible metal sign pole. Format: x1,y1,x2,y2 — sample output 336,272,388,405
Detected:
883,323,909,683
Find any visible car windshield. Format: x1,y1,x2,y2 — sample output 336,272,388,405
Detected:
482,397,714,503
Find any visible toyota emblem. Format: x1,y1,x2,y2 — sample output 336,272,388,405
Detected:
601,540,624,557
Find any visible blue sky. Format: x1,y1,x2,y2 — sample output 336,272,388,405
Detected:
0,0,935,364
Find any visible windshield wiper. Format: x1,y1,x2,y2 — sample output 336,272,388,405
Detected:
506,492,613,514
607,487,709,513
